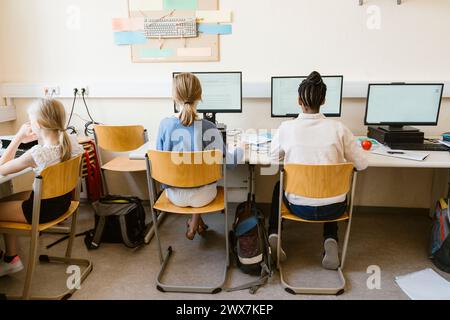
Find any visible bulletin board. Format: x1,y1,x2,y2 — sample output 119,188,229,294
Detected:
127,0,220,63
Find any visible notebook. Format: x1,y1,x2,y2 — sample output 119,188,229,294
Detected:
371,146,429,161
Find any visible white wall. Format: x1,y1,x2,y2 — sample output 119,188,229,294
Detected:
1,0,450,206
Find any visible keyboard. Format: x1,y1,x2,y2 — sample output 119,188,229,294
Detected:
387,143,450,152
144,17,197,39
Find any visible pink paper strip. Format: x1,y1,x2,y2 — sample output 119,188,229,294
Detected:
112,18,145,32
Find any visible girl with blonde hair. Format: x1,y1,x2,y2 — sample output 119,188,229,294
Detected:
0,99,83,277
156,73,236,240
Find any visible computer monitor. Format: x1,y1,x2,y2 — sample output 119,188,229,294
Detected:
271,75,343,117
173,72,242,122
365,83,444,130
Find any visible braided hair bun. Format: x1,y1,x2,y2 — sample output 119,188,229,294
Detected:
298,71,327,111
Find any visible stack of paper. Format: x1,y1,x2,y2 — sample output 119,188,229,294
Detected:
241,133,272,145
395,268,450,300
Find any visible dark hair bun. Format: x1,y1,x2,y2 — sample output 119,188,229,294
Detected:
298,71,327,110
305,71,324,85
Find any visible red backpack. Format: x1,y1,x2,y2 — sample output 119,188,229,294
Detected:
81,140,103,202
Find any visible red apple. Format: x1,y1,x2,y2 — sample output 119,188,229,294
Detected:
361,140,373,151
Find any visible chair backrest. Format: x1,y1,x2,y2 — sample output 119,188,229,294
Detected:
94,125,145,152
283,163,354,199
39,155,82,200
148,150,223,188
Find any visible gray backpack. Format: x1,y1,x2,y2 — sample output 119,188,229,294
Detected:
85,196,148,249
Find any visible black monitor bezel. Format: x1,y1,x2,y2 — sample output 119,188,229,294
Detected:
364,83,445,126
271,75,344,118
172,71,243,114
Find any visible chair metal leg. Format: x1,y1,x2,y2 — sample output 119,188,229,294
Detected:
154,211,229,294
144,211,166,245
22,228,39,300
279,263,346,295
278,217,351,295
6,209,93,300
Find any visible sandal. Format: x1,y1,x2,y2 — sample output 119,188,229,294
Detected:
197,218,209,237
186,219,197,240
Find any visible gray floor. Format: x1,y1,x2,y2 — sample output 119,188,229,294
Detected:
1,203,449,300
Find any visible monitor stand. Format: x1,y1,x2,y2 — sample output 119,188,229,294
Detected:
203,113,227,143
378,125,420,133
203,112,216,124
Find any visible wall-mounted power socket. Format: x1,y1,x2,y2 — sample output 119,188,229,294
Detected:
73,86,89,97
44,86,60,97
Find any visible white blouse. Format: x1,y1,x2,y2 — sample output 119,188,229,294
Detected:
26,135,84,174
270,113,368,206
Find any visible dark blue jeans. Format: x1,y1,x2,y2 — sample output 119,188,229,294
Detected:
268,182,347,241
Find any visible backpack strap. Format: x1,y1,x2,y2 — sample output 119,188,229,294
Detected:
235,216,259,237
224,261,271,294
118,215,143,248
91,216,106,248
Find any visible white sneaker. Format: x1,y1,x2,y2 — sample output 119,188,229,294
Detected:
0,256,24,277
322,238,340,270
268,234,287,262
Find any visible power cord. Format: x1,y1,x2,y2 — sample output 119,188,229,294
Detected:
66,88,78,135
81,88,100,136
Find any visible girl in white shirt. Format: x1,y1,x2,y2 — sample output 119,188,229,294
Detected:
268,71,368,270
0,99,83,277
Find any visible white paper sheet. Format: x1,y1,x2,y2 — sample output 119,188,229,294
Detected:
438,140,450,148
395,268,450,300
371,146,429,161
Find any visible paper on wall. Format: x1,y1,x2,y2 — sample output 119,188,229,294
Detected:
196,10,232,23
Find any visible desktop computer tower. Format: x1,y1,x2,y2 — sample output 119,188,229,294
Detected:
368,126,424,144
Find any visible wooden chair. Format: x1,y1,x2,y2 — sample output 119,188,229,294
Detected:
93,125,148,195
0,155,93,300
145,150,229,294
277,163,357,295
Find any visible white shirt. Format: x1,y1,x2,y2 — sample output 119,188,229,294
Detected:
270,113,368,206
26,135,84,174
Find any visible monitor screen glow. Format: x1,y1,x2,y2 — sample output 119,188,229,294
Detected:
173,72,242,113
271,76,343,117
365,84,444,126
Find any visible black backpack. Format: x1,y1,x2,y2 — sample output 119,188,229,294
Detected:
227,193,273,294
84,196,148,249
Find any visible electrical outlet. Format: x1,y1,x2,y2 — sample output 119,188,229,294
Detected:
75,86,89,97
44,86,60,97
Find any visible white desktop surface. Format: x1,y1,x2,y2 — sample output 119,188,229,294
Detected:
128,134,450,169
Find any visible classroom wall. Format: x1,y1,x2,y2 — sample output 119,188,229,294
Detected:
1,0,450,207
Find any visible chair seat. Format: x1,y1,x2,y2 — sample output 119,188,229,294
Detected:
0,201,79,232
154,187,225,215
281,201,349,223
102,156,146,172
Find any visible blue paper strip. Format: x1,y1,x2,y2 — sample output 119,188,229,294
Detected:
114,32,147,45
198,24,232,35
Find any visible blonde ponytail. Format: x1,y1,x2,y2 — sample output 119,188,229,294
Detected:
28,98,73,162
179,102,197,127
173,73,202,127
59,130,72,162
